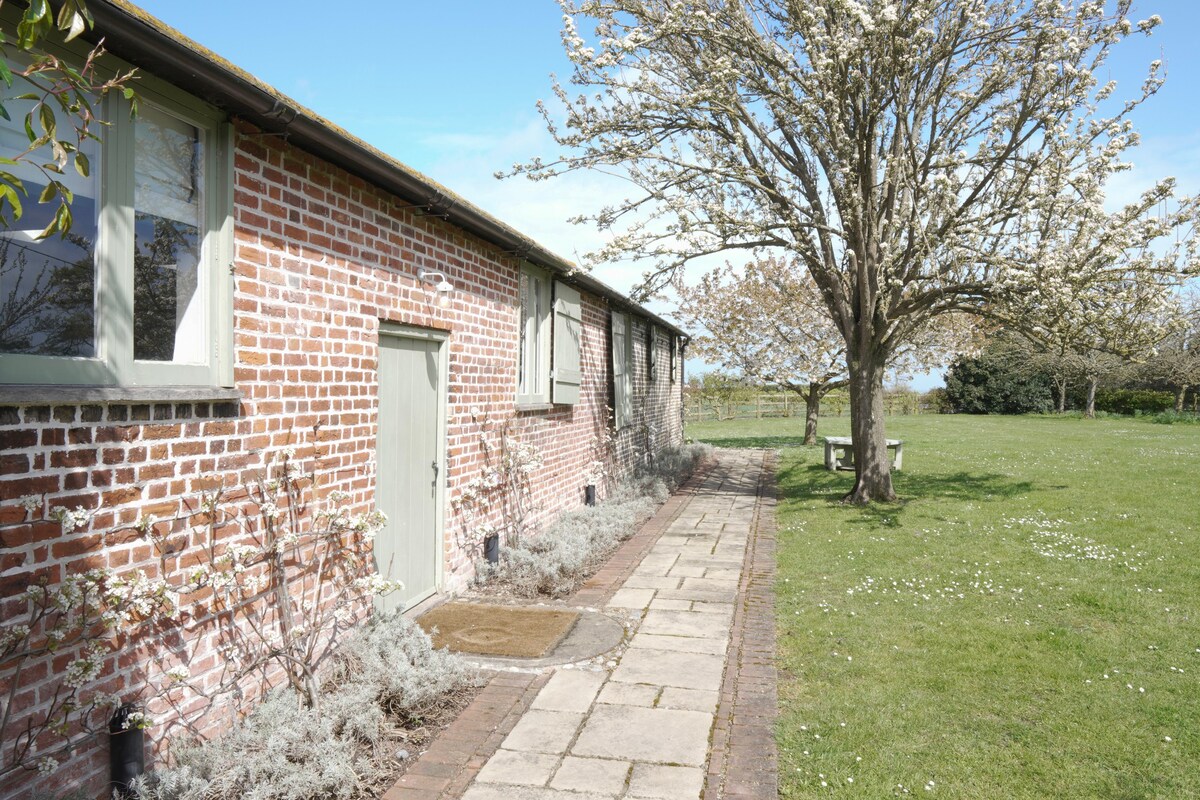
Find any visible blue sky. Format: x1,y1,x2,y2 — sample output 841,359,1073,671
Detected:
135,1,1200,389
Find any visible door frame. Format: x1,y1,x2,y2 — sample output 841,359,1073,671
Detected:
377,321,450,607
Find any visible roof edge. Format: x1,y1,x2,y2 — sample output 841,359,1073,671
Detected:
87,1,687,337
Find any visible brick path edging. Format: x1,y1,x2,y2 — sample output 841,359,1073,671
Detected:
704,450,779,800
382,671,551,800
382,459,718,799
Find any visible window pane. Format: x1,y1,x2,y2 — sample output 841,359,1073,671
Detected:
519,269,545,398
518,270,529,393
0,84,99,357
134,105,204,363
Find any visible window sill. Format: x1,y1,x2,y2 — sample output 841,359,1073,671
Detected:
515,402,555,413
0,385,243,406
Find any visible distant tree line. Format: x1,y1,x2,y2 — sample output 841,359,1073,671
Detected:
943,326,1199,417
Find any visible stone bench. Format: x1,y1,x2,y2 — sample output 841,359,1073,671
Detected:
823,436,903,471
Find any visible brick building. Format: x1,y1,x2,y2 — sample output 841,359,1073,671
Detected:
0,2,687,795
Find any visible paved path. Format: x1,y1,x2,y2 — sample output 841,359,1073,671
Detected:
386,449,777,800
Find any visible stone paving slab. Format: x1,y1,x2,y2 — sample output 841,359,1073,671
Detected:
501,709,585,754
531,669,607,713
638,609,732,639
461,786,614,800
571,704,713,765
627,632,728,655
610,648,726,692
550,756,630,794
475,750,558,786
628,764,707,798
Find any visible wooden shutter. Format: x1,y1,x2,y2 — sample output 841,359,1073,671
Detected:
552,282,582,404
612,311,632,428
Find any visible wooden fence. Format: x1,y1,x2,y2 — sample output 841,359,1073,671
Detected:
684,391,930,423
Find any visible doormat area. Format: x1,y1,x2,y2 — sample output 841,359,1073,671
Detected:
417,603,580,659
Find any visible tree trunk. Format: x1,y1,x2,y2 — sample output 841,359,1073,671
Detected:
845,349,895,504
1055,376,1068,414
803,384,821,446
1085,376,1098,418
1176,386,1188,413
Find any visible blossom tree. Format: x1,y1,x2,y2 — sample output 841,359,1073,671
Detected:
1146,289,1200,412
1011,176,1197,416
509,0,1197,502
675,256,965,444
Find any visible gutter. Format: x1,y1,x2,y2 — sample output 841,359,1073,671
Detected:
87,1,687,337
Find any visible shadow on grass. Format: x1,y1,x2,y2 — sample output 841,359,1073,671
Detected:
777,461,1037,525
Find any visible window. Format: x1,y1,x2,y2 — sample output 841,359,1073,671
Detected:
517,263,581,407
0,62,233,388
517,264,552,405
647,324,657,381
669,333,677,383
612,311,632,428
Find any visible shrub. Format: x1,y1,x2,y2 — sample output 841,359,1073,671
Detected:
1094,389,1175,416
922,387,953,414
943,337,1054,415
135,613,478,800
1148,410,1200,425
477,443,712,597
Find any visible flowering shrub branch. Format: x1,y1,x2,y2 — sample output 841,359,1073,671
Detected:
452,411,544,552
583,410,617,489
0,500,177,779
160,435,399,716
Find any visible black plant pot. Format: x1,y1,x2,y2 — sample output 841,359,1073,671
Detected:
585,484,597,506
483,533,500,564
109,703,144,796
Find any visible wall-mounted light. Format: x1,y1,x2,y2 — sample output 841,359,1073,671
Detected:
416,267,454,308
417,267,454,293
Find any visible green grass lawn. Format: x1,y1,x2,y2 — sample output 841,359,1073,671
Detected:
687,415,1200,799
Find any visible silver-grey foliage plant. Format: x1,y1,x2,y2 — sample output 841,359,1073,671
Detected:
478,443,711,596
133,612,478,800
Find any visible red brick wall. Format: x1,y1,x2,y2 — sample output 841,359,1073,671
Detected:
613,315,686,469
0,121,683,799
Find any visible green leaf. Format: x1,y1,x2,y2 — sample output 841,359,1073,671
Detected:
37,201,71,239
38,181,57,203
0,59,12,88
38,104,56,137
1,182,25,221
18,1,51,49
74,151,90,178
0,102,9,123
56,4,89,41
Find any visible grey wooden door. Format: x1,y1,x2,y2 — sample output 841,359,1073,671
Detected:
375,331,443,612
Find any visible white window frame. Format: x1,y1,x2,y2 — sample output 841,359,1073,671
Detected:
517,262,552,406
647,324,658,382
669,332,677,383
612,310,633,429
0,46,234,388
